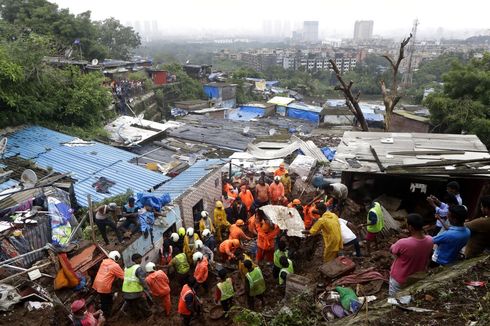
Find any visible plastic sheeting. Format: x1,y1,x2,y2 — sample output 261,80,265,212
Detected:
259,205,305,238
321,147,337,161
203,85,220,99
287,108,320,123
48,196,73,246
135,192,171,212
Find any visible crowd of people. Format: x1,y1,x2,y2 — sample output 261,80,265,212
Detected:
72,168,490,325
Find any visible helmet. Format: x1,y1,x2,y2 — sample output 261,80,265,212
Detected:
71,299,85,313
195,240,203,249
202,229,211,237
201,211,209,218
292,199,301,205
178,227,186,237
274,176,281,181
108,202,117,211
232,239,240,247
145,262,156,273
215,201,223,208
279,162,285,168
170,233,179,242
108,251,121,261
236,219,245,226
192,251,203,263
186,227,194,236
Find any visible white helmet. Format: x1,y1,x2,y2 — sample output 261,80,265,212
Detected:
145,262,156,273
186,227,194,236
192,251,203,263
170,232,179,242
202,229,211,237
201,211,209,218
108,251,120,261
195,240,203,249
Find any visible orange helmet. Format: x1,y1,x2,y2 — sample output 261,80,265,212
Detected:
236,219,245,226
292,199,301,205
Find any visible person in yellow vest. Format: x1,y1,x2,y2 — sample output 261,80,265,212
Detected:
199,211,215,235
214,268,235,315
273,240,289,280
237,249,256,281
359,201,384,254
183,227,200,263
278,255,294,286
214,201,230,242
122,254,152,321
170,252,190,286
304,204,343,262
244,260,266,310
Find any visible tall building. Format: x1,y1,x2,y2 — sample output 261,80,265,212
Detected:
353,20,374,41
303,21,319,43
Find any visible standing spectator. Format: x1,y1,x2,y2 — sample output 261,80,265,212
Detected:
465,196,490,258
274,163,288,177
254,178,270,207
269,176,285,205
230,197,248,225
446,181,463,204
389,214,433,297
280,172,292,200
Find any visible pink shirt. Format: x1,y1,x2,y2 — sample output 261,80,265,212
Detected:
390,235,433,284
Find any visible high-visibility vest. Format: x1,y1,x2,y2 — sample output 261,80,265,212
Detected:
178,284,194,316
273,249,288,268
217,278,235,301
246,267,266,297
174,253,190,275
278,259,294,285
367,202,384,233
122,264,143,293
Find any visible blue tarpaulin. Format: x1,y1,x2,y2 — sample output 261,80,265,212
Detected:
287,108,320,123
203,85,219,99
321,147,336,161
135,192,171,212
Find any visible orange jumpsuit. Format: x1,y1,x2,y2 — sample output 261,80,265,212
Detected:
229,224,249,241
146,270,171,316
239,189,254,211
256,223,280,262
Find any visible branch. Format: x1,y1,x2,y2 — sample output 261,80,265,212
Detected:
347,81,353,91
382,55,396,70
355,91,361,102
395,33,413,71
392,96,402,109
379,80,388,97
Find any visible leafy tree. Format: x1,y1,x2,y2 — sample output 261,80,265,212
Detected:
95,18,141,60
425,52,490,146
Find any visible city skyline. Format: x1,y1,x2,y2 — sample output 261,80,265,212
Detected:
50,0,490,39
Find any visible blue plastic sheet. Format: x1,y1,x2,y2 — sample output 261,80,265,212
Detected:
135,192,171,212
287,108,320,123
321,147,336,161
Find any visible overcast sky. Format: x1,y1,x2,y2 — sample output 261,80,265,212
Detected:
51,0,490,38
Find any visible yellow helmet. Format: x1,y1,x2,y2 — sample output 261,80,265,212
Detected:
178,227,186,237
215,201,223,208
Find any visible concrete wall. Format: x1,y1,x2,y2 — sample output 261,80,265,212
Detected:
178,168,223,228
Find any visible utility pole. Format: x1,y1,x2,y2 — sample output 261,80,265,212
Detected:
402,19,419,87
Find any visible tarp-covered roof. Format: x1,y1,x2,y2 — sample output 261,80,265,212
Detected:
267,96,295,106
3,126,170,206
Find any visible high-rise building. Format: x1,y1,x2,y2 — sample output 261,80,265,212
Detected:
353,20,374,41
303,21,319,43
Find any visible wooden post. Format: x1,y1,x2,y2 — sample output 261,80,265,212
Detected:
87,195,96,243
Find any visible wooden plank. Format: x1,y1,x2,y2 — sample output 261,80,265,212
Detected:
386,158,490,170
370,146,385,172
87,194,96,244
389,150,466,156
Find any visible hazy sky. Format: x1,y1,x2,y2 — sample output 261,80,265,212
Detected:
51,0,490,38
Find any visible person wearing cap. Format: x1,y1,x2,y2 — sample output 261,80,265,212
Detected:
201,229,217,252
193,252,209,292
214,268,235,315
269,176,285,205
229,219,252,241
92,251,124,318
230,197,247,225
178,276,201,326
432,205,470,266
119,197,139,237
214,200,231,242
238,184,254,213
244,260,266,310
280,172,292,200
161,236,174,266
170,252,190,286
219,239,241,260
183,227,200,263
199,210,215,235
71,299,105,326
255,178,270,208
94,203,124,246
122,253,151,320
323,182,349,213
465,196,490,258
138,203,164,244
274,162,288,177
145,262,171,316
195,239,214,263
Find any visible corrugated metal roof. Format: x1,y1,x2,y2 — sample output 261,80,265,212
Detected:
4,126,169,206
287,102,324,114
267,96,295,106
0,179,19,192
153,159,225,201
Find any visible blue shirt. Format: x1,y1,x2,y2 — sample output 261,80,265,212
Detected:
433,226,470,265
138,209,155,232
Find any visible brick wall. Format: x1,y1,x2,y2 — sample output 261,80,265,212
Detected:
178,168,222,228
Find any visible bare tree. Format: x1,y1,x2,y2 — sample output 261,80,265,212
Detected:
329,59,369,131
381,34,412,131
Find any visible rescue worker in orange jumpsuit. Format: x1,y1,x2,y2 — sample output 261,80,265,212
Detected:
269,176,285,205
193,252,209,293
219,239,241,260
274,162,288,177
145,262,171,316
92,250,124,317
178,276,201,326
239,185,254,213
256,212,281,263
229,219,252,241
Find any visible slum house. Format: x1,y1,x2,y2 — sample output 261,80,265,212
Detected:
146,68,168,86
286,102,326,125
183,64,212,80
267,96,296,116
331,131,490,220
228,102,276,121
173,100,212,112
1,126,170,207
203,82,237,108
190,107,232,119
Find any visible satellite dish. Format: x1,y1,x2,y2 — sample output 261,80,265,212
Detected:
21,169,38,186
91,58,99,66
